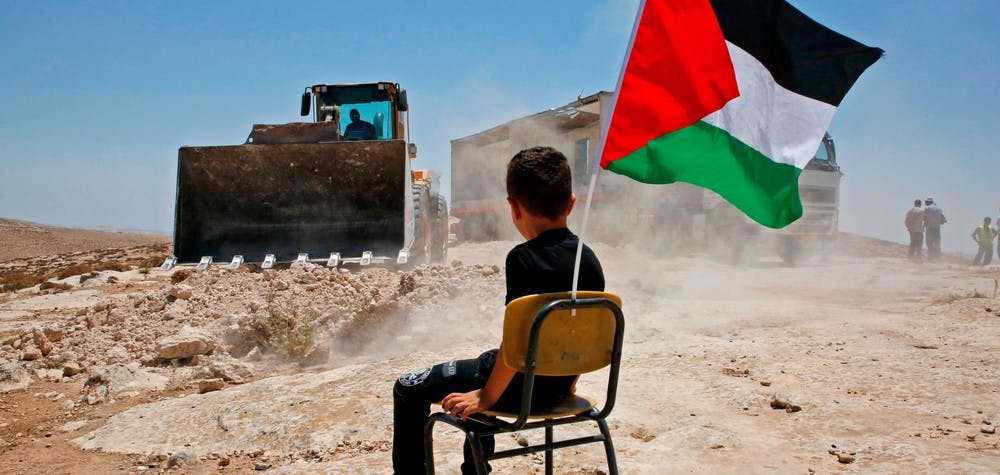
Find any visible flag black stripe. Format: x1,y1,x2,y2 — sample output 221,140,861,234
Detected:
709,0,883,106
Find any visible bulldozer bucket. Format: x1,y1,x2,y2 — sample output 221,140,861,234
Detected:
173,140,408,264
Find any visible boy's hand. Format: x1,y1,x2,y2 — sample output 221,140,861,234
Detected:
441,389,492,421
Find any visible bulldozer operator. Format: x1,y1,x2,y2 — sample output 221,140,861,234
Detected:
344,108,377,140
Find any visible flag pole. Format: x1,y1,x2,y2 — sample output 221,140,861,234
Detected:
570,163,601,302
570,0,645,302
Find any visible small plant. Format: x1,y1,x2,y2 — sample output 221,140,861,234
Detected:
249,295,320,358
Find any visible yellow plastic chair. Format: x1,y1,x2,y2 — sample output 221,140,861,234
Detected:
424,291,624,475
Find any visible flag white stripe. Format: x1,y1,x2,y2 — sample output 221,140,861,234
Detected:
704,41,837,169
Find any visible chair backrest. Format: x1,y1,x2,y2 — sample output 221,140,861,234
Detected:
502,291,623,377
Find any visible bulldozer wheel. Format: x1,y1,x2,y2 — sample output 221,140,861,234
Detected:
411,183,432,266
431,194,448,264
778,235,802,266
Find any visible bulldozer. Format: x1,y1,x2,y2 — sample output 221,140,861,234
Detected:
166,82,448,270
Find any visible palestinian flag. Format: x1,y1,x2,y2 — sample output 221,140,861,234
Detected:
600,0,882,228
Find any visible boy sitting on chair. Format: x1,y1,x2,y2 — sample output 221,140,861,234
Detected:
392,146,606,474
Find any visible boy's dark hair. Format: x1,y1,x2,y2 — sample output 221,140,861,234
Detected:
506,146,573,220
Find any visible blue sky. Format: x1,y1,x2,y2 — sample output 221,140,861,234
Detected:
0,0,997,254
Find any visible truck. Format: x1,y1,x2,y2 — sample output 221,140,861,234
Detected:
168,82,448,270
450,91,841,265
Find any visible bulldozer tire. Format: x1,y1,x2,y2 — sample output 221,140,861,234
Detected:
778,235,801,266
411,183,432,266
431,194,448,264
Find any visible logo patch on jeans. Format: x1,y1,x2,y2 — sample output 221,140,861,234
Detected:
443,360,457,378
398,367,431,387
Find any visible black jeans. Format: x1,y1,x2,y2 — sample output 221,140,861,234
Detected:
393,349,500,475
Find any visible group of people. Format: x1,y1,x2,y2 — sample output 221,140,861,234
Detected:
904,198,947,261
904,197,1000,266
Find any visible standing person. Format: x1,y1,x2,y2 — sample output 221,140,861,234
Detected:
923,197,947,261
972,217,997,266
904,199,925,260
391,146,606,474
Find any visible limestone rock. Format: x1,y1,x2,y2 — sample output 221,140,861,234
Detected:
207,355,254,384
84,364,169,402
63,361,84,376
155,326,216,359
33,368,63,382
31,328,54,356
168,284,194,300
59,420,88,433
199,378,225,394
769,394,802,413
166,451,196,468
106,345,130,364
43,326,65,342
21,345,42,361
1,362,30,392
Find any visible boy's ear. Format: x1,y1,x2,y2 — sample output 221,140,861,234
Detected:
507,196,523,220
566,193,577,215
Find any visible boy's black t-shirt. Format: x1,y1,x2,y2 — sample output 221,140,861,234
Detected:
494,227,605,410
504,228,605,305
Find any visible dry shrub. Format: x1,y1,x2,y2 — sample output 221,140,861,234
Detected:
0,272,46,292
248,298,320,359
94,262,126,272
135,255,166,269
57,264,94,280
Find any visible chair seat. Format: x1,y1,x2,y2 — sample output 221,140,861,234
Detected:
481,393,595,419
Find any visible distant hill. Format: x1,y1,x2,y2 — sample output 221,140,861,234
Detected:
0,217,169,262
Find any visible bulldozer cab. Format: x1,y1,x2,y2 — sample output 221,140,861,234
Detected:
302,82,408,141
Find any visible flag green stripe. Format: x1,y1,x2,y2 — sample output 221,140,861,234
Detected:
606,121,802,228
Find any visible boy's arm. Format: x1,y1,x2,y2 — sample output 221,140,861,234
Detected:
441,345,516,420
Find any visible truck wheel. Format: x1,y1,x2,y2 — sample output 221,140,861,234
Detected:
411,184,432,266
778,235,801,266
431,194,448,264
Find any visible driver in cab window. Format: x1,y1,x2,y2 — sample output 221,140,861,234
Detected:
344,108,376,140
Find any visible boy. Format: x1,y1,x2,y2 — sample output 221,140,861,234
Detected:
392,146,605,474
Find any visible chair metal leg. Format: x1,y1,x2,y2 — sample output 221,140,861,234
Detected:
597,419,618,475
545,424,554,475
424,417,438,475
467,430,490,475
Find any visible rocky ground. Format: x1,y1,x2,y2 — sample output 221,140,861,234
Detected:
1,229,998,474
